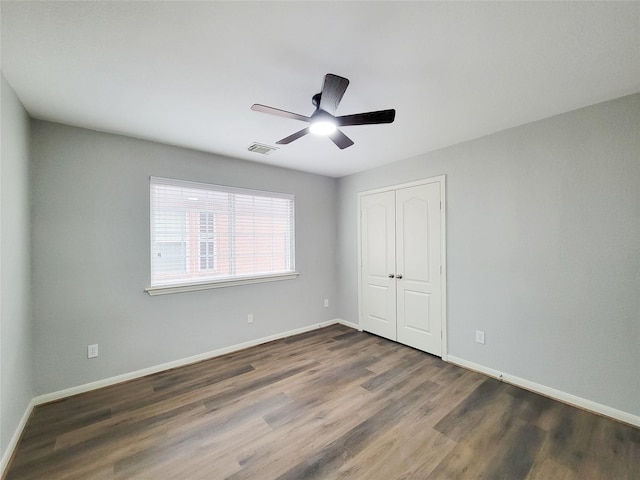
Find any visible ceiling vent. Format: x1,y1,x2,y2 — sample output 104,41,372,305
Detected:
247,142,278,155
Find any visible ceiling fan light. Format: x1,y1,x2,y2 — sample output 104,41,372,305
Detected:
309,120,336,136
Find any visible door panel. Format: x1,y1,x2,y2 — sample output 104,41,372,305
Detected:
403,290,431,332
401,194,430,282
367,284,390,320
360,191,396,340
396,183,442,355
366,204,389,275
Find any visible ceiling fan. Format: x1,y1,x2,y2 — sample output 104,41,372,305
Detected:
251,74,396,149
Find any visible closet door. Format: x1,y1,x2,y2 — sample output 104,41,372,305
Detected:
360,190,397,340
396,183,442,355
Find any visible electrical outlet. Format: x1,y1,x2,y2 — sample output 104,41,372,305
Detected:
324,299,329,308
475,330,485,345
88,344,99,358
247,313,253,324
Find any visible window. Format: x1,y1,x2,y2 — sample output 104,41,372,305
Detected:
148,177,296,294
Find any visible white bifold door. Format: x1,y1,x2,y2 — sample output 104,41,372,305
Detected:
359,178,444,356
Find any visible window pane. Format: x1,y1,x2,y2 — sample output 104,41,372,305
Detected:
150,177,294,287
155,242,187,273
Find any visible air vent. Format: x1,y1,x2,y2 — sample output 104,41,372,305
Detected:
247,142,278,155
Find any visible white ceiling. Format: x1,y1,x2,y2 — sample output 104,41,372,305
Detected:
2,1,639,178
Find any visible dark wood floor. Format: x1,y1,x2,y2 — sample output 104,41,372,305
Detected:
4,324,639,479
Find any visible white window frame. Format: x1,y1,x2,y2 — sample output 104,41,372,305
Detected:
146,177,297,296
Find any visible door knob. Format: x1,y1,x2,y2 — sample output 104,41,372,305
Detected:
388,274,395,278
396,274,403,279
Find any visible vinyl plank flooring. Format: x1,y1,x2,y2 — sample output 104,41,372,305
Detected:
4,325,638,480
526,458,577,480
335,397,457,479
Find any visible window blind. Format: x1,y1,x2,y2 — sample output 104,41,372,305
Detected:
150,176,295,288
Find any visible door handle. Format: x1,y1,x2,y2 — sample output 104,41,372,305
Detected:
396,274,403,279
388,274,395,278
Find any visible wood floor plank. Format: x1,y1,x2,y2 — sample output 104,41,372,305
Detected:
526,458,577,480
433,377,506,440
274,378,439,480
482,421,546,480
336,400,457,479
4,326,638,480
573,415,640,480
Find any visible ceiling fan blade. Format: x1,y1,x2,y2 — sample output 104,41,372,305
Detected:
276,127,310,145
251,104,310,123
319,74,349,115
336,109,396,126
329,129,354,150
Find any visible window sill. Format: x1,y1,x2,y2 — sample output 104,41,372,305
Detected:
145,272,299,296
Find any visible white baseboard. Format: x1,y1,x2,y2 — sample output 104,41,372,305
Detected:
447,355,640,428
335,318,361,331
7,322,634,478
1,397,36,475
0,319,344,478
34,319,343,406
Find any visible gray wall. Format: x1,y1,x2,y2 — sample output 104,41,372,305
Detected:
1,75,33,457
30,121,338,395
337,93,640,417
